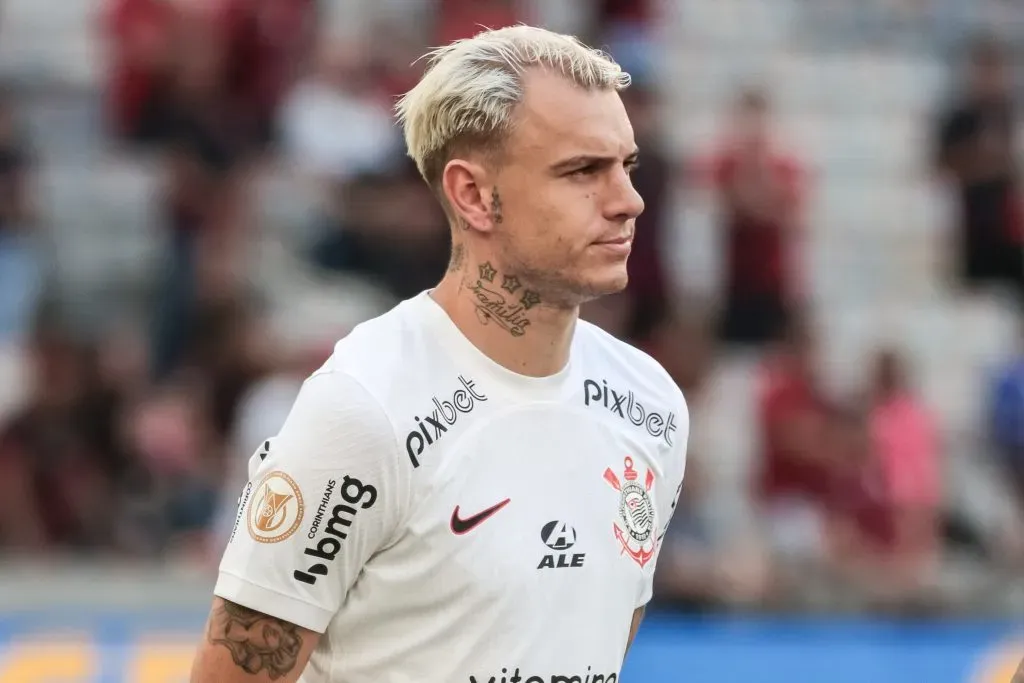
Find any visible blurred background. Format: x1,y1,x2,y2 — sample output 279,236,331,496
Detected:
1,0,1024,681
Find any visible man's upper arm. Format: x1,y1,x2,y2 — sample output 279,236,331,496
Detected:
196,370,408,678
192,597,320,683
626,605,645,655
636,387,690,609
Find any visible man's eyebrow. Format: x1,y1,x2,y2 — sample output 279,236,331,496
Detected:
549,148,640,173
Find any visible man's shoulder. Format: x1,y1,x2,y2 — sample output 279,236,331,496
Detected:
575,319,687,414
327,298,428,378
316,297,453,419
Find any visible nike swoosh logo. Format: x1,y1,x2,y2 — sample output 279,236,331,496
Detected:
450,498,511,535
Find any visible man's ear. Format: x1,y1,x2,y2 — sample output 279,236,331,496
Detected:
442,159,495,233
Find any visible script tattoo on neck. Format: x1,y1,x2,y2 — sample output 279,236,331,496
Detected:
469,261,540,336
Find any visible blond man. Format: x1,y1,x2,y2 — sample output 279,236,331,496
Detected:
191,25,688,683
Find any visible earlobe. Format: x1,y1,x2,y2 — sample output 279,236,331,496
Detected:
442,160,493,233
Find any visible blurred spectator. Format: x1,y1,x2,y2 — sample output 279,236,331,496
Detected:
100,0,177,144
0,325,119,551
280,34,400,187
822,404,938,613
819,349,941,611
989,321,1024,509
149,11,251,381
703,88,807,348
185,299,271,443
218,0,318,151
621,83,675,341
309,161,450,300
867,348,942,566
117,379,220,558
935,35,1022,297
0,90,42,348
651,307,772,610
754,315,832,592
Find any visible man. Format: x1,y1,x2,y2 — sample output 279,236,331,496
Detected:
935,36,1021,296
707,88,805,348
190,25,688,683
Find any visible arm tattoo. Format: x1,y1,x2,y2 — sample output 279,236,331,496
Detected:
468,261,539,336
207,600,303,680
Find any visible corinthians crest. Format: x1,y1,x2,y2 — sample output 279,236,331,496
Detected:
603,456,657,568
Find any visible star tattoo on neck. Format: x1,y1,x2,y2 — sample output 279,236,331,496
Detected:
478,262,497,282
519,290,541,310
501,275,521,294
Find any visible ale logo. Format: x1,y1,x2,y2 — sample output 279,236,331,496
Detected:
247,471,304,543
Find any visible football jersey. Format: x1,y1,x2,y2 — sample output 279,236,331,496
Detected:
215,291,689,683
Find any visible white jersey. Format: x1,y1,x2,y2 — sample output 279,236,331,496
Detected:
216,292,689,683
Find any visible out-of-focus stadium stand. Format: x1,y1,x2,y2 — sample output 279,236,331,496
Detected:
2,0,1024,681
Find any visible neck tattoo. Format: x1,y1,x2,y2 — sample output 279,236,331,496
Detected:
491,188,504,224
468,261,540,337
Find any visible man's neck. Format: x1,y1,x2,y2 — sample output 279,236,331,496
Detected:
431,262,577,378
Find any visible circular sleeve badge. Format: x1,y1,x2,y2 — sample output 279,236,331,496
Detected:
247,471,305,544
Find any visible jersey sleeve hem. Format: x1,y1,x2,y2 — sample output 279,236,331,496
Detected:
635,586,653,610
214,571,334,633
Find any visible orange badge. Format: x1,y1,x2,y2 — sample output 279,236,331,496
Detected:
247,472,305,544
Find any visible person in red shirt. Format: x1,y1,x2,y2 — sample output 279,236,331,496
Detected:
754,315,834,594
217,0,317,150
829,350,940,609
100,0,178,143
756,316,830,505
822,402,938,612
706,88,807,348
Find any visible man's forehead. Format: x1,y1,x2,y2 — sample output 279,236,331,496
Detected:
512,71,636,161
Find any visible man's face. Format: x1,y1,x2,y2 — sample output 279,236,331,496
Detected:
488,70,644,308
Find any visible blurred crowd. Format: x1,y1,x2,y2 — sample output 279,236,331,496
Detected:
0,0,1023,620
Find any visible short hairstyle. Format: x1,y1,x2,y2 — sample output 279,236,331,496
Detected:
395,25,630,194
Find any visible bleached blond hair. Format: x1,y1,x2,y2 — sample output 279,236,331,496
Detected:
395,25,630,194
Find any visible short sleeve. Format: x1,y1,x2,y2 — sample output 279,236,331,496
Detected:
214,370,408,633
636,391,690,608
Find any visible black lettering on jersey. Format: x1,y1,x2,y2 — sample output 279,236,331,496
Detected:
537,553,586,570
404,375,487,467
470,667,616,683
293,476,378,586
228,481,253,544
582,378,677,447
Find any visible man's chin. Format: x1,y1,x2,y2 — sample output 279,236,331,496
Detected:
576,271,629,302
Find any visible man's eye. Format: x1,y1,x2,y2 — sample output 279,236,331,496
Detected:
570,165,597,177
625,160,641,174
